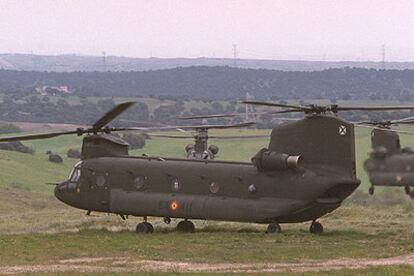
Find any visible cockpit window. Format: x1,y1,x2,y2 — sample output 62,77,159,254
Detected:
68,161,83,183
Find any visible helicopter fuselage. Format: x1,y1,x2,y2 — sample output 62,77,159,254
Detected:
364,151,414,188
55,155,359,224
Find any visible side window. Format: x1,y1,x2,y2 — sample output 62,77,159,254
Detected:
170,177,182,192
134,176,146,191
96,175,106,187
70,169,81,183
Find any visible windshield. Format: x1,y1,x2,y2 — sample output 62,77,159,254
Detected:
68,161,83,183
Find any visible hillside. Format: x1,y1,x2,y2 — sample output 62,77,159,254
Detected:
2,53,414,72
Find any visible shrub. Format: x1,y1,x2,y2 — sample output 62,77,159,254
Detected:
67,148,81,159
0,141,34,154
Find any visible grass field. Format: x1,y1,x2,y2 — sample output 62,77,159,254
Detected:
1,126,414,274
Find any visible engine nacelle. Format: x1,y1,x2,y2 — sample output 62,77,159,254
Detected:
251,148,302,171
208,145,219,155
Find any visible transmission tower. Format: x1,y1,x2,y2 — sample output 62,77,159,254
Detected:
232,44,238,67
102,51,107,71
245,92,256,122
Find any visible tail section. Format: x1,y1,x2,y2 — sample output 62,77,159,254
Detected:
268,115,356,177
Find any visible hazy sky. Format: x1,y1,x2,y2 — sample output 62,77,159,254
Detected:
1,0,414,61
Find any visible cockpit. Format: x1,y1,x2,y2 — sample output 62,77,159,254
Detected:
58,161,83,192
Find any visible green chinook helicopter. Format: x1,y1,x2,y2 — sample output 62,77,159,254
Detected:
2,101,414,234
359,117,414,197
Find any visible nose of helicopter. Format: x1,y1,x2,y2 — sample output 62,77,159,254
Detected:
54,181,67,203
54,181,80,208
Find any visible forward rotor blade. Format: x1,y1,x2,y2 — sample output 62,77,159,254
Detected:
93,101,135,129
150,134,270,140
0,130,79,142
141,122,256,131
209,135,270,139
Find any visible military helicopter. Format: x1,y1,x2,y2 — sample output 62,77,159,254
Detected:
2,101,414,234
121,118,261,160
358,117,414,197
151,120,268,160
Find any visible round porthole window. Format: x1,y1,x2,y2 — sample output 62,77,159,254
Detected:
210,182,220,194
248,184,257,193
96,175,106,187
171,177,181,192
134,176,146,190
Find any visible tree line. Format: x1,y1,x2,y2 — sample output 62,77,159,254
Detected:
1,67,414,101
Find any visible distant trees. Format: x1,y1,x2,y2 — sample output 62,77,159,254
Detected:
1,67,414,101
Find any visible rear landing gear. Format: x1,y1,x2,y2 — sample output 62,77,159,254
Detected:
135,221,154,234
267,223,281,233
177,220,195,232
368,186,375,195
310,221,323,234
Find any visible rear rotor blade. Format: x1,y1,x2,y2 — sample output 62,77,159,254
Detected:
354,124,414,135
242,100,309,111
93,101,135,129
178,114,239,120
337,106,414,112
150,134,193,139
178,110,301,120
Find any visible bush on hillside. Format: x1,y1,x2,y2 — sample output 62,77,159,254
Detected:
0,141,34,154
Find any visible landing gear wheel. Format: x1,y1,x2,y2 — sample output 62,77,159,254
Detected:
405,186,411,195
267,223,281,233
177,220,195,232
368,186,375,195
310,221,323,234
136,222,154,234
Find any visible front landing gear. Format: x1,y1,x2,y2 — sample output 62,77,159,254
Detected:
310,221,323,234
177,220,195,232
404,186,414,198
368,186,375,195
136,221,154,234
267,223,281,233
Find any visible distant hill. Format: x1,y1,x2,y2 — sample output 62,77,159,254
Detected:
1,66,414,101
2,53,414,72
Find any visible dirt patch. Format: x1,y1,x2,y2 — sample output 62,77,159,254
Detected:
1,255,414,274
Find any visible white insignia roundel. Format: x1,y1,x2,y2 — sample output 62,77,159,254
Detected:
338,125,347,136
